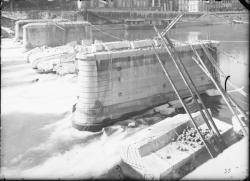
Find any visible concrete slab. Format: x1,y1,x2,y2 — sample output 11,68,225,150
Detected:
120,110,234,179
14,19,69,41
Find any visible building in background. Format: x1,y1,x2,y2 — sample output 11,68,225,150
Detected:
178,0,188,11
2,0,78,10
177,0,245,12
2,0,246,12
112,0,178,11
199,0,245,12
188,0,200,12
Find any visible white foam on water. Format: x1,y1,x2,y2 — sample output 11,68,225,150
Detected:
1,112,138,179
1,41,141,179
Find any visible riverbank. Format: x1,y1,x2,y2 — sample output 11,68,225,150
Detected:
1,10,248,31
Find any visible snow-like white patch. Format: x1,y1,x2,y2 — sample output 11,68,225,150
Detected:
183,137,248,180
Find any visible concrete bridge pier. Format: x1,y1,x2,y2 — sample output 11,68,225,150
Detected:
15,19,69,41
23,21,92,50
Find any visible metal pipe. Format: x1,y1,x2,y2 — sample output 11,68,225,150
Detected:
152,44,215,158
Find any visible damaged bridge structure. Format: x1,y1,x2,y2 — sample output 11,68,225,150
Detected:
71,25,248,179
8,11,248,179
73,38,220,132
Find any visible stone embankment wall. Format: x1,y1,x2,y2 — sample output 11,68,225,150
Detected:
88,9,248,22
73,39,219,131
23,21,92,49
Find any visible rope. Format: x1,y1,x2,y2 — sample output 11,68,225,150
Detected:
208,46,247,68
46,21,65,31
180,41,248,98
204,44,248,66
91,24,125,41
155,40,248,98
200,43,248,97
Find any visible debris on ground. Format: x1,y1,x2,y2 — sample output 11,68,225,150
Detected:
27,43,80,75
205,89,221,96
169,100,182,108
232,114,248,137
128,122,137,128
154,103,175,116
1,27,14,38
31,78,39,83
175,126,213,151
155,106,176,116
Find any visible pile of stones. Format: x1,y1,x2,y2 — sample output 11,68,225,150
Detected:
176,126,213,151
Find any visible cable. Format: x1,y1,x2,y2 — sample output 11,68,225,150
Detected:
200,43,248,97
179,40,248,97
204,44,248,66
175,40,249,98
91,24,125,41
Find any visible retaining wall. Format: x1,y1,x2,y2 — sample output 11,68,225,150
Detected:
23,21,92,49
73,39,220,131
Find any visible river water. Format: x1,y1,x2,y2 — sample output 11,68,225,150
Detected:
1,23,248,179
93,24,248,90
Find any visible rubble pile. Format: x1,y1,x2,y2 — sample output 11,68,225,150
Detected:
175,126,213,151
25,39,94,75
1,27,14,38
26,44,88,75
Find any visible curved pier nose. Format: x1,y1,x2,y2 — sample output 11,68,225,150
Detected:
72,54,108,132
72,40,220,132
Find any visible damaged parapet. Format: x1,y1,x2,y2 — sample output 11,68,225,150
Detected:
120,110,233,179
23,21,92,50
15,19,69,41
27,44,78,74
73,39,220,131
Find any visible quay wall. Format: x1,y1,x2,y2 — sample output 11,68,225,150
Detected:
87,9,248,21
2,10,248,28
15,19,69,41
23,21,92,50
89,10,203,21
73,40,219,131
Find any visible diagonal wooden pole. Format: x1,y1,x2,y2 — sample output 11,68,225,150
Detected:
191,51,248,137
161,14,183,37
154,26,225,150
200,44,248,119
152,44,215,158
